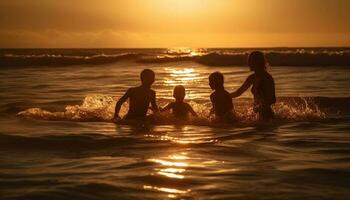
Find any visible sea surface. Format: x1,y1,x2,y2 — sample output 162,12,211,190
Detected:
1,48,350,199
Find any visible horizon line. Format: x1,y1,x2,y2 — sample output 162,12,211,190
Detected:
1,46,350,49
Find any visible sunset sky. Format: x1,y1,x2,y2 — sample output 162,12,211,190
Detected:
0,0,349,48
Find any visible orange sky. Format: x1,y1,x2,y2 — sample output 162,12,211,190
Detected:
0,0,349,48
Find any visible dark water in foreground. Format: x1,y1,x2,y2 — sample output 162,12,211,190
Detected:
2,120,350,200
1,48,350,199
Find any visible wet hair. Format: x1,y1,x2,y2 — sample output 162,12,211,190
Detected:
140,69,155,86
173,85,186,100
248,51,267,71
209,72,224,90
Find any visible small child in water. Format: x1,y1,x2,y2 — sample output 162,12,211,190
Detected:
209,72,235,122
161,85,197,120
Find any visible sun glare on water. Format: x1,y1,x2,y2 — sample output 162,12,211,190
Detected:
164,68,200,87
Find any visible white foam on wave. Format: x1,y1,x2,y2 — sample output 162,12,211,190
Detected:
2,48,350,67
17,94,329,125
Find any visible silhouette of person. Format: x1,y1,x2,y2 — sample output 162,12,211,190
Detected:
114,69,159,121
231,51,276,120
161,85,197,120
209,72,235,122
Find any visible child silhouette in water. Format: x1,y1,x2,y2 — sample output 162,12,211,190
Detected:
209,72,235,122
114,69,158,121
161,85,197,120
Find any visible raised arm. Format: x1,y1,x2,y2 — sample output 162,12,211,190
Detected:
231,74,254,98
150,91,159,113
114,89,130,119
188,104,198,117
160,103,172,112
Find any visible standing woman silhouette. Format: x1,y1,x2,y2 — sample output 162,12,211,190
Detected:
231,51,276,120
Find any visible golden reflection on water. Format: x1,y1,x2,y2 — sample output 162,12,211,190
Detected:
145,126,212,145
162,66,208,100
166,47,204,57
143,185,190,196
149,158,188,167
143,126,230,198
164,68,201,87
150,133,203,145
145,152,191,198
158,170,185,179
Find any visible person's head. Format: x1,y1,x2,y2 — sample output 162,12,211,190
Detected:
209,72,224,90
173,85,186,101
140,69,155,87
248,51,267,72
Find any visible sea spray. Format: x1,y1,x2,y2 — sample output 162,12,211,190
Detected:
17,94,330,125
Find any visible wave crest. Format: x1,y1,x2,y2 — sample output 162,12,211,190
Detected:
0,53,140,67
1,48,350,67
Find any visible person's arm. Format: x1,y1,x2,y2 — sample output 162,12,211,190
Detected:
209,108,214,116
114,89,130,119
188,104,198,117
150,91,159,113
231,74,254,98
208,94,215,117
160,103,172,112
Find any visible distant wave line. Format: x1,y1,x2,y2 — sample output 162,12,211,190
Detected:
1,50,350,67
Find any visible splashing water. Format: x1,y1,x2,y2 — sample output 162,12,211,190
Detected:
17,95,117,122
17,94,330,125
273,98,326,121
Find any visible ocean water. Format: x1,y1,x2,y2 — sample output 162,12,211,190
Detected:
1,48,350,199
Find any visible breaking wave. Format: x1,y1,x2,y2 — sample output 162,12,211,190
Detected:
0,53,141,67
1,48,350,67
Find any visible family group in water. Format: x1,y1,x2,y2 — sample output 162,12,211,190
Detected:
114,51,276,123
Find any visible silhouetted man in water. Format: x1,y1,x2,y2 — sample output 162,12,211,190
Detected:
114,69,159,121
